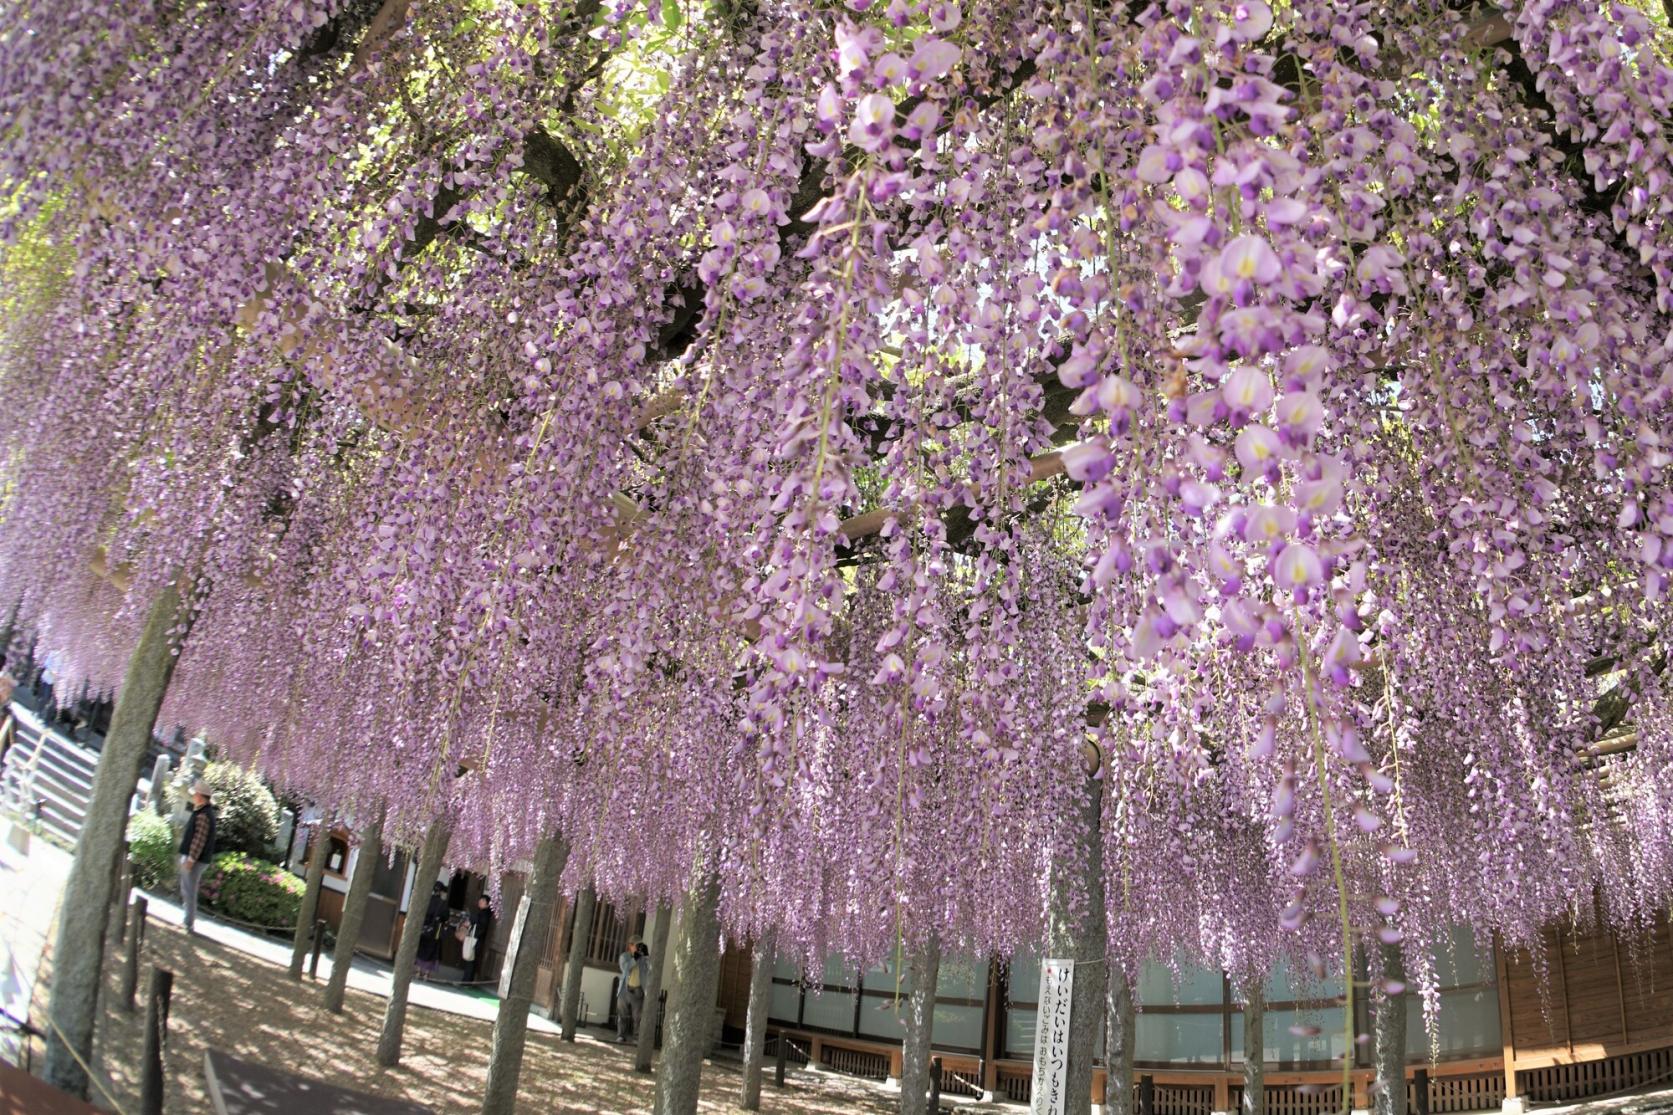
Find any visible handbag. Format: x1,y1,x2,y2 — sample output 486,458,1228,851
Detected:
462,935,477,962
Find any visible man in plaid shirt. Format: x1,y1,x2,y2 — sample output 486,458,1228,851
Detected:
178,780,217,935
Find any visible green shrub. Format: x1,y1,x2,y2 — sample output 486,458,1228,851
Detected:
127,811,177,895
167,760,280,858
198,852,304,931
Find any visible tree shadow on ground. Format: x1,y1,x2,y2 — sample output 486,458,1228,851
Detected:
42,911,897,1114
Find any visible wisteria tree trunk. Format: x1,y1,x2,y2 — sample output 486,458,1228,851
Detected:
652,867,722,1115
43,583,184,1099
560,884,596,1040
1242,983,1265,1115
378,817,451,1066
289,820,331,979
1042,766,1107,1115
323,800,385,1013
1105,965,1136,1115
740,929,777,1110
899,930,942,1115
1372,942,1407,1115
481,834,568,1115
635,901,674,1074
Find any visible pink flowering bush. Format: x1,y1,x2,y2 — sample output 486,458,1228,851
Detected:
200,852,305,931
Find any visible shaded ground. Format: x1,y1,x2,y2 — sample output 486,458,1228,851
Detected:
32,909,900,1114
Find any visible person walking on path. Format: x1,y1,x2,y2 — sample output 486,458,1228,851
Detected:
616,937,647,1043
416,882,449,979
462,893,493,984
178,779,217,935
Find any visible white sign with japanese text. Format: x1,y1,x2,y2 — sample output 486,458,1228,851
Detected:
498,894,532,1000
1031,957,1075,1115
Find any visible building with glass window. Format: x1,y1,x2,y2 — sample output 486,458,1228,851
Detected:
288,814,1673,1113
725,915,1673,1112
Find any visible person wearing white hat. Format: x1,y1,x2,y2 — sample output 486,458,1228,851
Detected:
177,779,217,935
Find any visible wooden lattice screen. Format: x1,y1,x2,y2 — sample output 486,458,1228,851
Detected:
1518,1046,1673,1103
1417,1070,1505,1113
819,1045,890,1080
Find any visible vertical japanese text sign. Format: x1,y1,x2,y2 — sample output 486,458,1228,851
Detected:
1031,957,1075,1115
498,893,532,1000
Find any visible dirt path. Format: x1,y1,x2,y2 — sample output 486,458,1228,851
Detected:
42,914,898,1114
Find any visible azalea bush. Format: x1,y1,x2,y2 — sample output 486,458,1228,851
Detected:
199,852,304,931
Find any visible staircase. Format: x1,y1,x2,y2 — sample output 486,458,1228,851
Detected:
1,704,101,847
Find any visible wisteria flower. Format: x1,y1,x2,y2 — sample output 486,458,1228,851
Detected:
849,92,896,152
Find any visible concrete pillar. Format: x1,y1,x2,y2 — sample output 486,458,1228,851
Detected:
481,834,569,1115
560,885,597,1040
44,583,184,1098
378,817,452,1065
635,901,675,1073
323,801,385,1013
1041,759,1107,1115
1106,965,1136,1115
741,929,777,1110
289,820,332,979
652,867,722,1115
1242,983,1265,1115
1373,942,1407,1115
900,931,942,1115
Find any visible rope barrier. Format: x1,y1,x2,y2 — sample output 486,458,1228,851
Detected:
39,1008,132,1115
198,910,298,934
3,901,129,1112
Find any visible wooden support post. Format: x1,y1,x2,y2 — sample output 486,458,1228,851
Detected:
1041,760,1107,1115
1413,1068,1430,1115
1140,1073,1156,1115
1610,932,1628,1044
1551,929,1573,1059
1242,982,1264,1115
140,967,173,1115
901,931,942,1115
982,959,1002,1098
288,821,331,979
44,585,184,1099
929,1056,942,1111
378,817,452,1066
560,885,596,1041
775,1030,788,1087
120,897,148,1013
651,866,722,1115
309,918,326,979
1372,941,1407,1115
481,835,568,1115
741,930,776,1110
324,801,385,1013
1494,937,1518,1104
635,902,674,1073
112,841,131,944
1108,965,1137,1115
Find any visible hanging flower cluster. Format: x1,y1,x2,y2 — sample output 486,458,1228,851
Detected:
0,0,1670,1047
